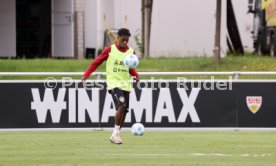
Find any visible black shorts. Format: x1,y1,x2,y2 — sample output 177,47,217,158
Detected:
109,88,129,112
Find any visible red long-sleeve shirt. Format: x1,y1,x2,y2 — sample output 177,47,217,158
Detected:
83,45,139,80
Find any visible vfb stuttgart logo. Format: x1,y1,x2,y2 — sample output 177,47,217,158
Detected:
246,96,262,114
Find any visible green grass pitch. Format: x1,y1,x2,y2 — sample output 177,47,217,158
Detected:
0,130,275,166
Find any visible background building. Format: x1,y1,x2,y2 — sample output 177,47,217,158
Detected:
0,0,253,58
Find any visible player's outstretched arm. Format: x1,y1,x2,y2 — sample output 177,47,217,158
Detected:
81,47,111,81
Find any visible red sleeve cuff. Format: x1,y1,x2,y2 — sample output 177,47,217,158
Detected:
129,69,139,78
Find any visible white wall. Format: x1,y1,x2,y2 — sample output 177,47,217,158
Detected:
93,0,227,57
86,0,256,57
114,0,141,52
97,0,115,50
0,0,16,57
85,0,116,52
150,0,227,57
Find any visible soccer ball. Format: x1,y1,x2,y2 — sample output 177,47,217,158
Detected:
131,123,144,136
123,54,139,69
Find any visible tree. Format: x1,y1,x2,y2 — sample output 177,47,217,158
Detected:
141,0,153,57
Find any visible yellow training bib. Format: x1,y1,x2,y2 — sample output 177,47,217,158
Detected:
106,44,134,92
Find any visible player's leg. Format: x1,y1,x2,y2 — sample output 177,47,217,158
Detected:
119,91,129,129
109,88,126,144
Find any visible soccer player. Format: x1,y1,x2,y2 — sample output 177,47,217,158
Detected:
82,28,139,144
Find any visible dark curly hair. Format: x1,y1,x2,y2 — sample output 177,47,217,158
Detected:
118,28,131,37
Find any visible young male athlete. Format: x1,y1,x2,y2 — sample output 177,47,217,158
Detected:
82,28,139,144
